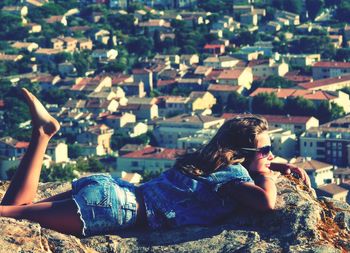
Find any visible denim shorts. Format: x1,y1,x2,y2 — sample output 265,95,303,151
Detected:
71,174,138,236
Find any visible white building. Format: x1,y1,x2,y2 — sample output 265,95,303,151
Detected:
116,146,181,174
290,157,335,188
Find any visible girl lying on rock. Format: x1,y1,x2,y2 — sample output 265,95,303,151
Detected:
0,88,311,236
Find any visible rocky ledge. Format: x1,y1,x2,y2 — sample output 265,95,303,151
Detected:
0,175,349,253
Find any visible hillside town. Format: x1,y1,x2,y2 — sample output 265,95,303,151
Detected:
0,0,349,204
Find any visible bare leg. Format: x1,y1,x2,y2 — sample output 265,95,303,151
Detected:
1,88,60,206
0,199,83,236
36,190,73,203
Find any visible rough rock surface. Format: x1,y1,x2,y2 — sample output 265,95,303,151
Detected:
0,175,349,253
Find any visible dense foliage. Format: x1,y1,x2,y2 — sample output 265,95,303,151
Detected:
251,93,345,123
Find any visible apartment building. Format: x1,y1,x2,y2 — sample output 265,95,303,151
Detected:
153,114,225,148
248,58,289,78
116,146,182,174
300,115,350,166
297,74,350,91
312,61,350,80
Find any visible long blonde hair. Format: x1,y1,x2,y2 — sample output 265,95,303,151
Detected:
174,115,268,176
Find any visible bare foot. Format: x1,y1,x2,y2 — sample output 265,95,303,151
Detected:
21,88,60,137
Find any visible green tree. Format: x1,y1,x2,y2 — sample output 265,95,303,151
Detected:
335,1,350,22
40,88,71,105
284,0,303,14
40,163,76,182
252,93,284,114
86,157,108,173
272,0,303,14
290,36,335,58
72,50,94,76
212,96,224,114
306,0,324,20
0,79,11,99
153,29,162,52
107,13,136,34
340,87,350,95
100,59,127,73
127,2,144,13
226,92,250,113
181,45,197,54
335,48,350,62
325,0,341,7
315,101,345,123
54,52,72,64
231,31,259,47
126,36,153,56
251,76,294,92
111,132,130,150
55,0,79,9
284,97,316,116
141,170,163,183
0,13,28,40
198,0,224,12
68,144,84,159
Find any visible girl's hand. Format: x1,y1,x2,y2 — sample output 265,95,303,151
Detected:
270,162,311,188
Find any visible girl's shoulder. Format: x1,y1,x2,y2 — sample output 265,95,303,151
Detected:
218,163,251,177
208,163,253,187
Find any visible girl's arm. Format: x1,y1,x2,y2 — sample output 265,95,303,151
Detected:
223,172,279,211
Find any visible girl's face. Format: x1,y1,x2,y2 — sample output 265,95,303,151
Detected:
248,131,274,174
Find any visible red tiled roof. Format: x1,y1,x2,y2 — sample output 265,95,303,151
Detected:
208,84,240,92
249,88,338,100
204,44,224,49
247,59,269,67
88,124,110,134
291,157,333,171
217,69,244,80
313,61,350,68
284,74,312,84
44,15,64,23
132,68,151,74
15,142,29,149
110,73,130,85
297,74,350,89
204,69,222,82
157,79,176,88
69,26,90,32
317,183,348,195
122,146,183,160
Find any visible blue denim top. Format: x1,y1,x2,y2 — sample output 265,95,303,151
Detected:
139,163,254,229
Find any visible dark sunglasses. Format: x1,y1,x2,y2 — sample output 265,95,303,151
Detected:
240,145,272,158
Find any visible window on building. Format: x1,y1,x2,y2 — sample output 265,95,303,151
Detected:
317,150,324,155
317,142,324,147
131,161,139,167
310,142,313,147
324,179,332,184
304,142,307,147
